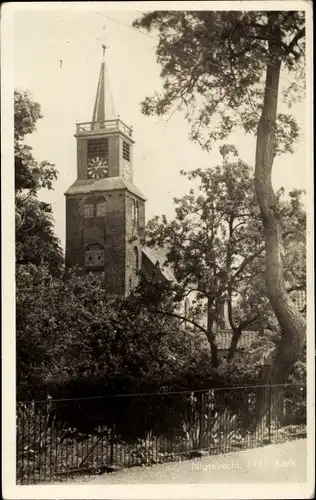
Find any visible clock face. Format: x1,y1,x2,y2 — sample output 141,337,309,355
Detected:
87,156,108,179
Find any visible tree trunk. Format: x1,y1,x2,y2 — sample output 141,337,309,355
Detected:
207,296,219,368
226,287,242,362
154,307,219,368
227,327,242,361
254,14,306,384
253,368,285,436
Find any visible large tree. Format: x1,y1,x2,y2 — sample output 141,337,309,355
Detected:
14,90,63,275
143,147,306,366
133,10,306,383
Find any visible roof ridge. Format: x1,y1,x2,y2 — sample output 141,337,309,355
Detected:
65,178,146,200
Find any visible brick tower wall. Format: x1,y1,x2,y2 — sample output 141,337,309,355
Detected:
65,190,128,296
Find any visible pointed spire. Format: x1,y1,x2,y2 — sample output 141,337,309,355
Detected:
91,45,116,128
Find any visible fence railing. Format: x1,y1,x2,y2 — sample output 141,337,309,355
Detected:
76,119,133,137
16,383,306,484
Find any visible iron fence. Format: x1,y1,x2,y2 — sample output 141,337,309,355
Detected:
16,383,306,484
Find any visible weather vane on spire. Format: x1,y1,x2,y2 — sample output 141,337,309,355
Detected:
100,23,109,59
102,44,109,56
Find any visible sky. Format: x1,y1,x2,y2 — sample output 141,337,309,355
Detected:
13,7,307,250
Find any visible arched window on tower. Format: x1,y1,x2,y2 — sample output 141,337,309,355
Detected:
136,202,139,226
132,199,136,228
132,199,140,232
133,247,139,272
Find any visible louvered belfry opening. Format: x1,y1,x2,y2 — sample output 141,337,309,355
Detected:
123,141,130,161
87,138,109,160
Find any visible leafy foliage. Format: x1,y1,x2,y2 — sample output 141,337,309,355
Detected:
15,90,58,193
134,10,307,383
133,11,305,152
143,147,306,360
16,196,63,275
16,267,216,400
18,261,278,403
145,155,263,330
181,399,244,451
14,90,63,274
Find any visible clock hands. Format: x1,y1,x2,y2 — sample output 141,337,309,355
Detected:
87,156,108,179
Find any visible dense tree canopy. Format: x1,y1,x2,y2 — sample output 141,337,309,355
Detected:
134,11,305,151
143,147,306,363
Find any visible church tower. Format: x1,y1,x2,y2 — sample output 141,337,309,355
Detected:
65,47,146,296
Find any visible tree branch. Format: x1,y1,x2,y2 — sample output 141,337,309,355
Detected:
180,287,200,298
154,306,219,362
238,315,259,331
227,286,237,332
231,246,265,283
285,28,305,56
154,308,209,336
232,221,247,232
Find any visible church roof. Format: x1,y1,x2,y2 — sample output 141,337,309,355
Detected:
64,177,146,200
142,246,175,282
91,46,116,126
215,330,261,350
289,288,306,314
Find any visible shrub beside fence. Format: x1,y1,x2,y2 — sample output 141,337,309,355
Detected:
16,383,306,484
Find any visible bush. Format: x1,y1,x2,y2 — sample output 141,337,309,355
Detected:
17,265,273,414
18,267,230,401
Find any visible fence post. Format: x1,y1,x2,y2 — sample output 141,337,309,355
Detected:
267,382,272,442
109,425,115,465
280,384,285,426
199,392,205,450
